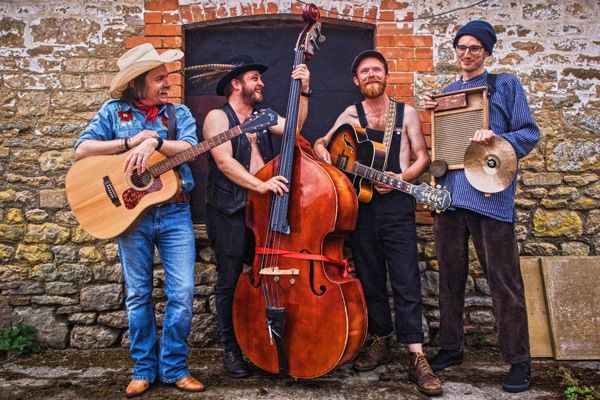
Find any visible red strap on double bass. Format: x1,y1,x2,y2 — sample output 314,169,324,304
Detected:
256,247,354,278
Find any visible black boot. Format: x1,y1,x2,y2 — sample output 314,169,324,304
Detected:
502,361,531,393
427,348,464,372
223,350,251,378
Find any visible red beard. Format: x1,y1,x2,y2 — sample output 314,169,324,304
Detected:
360,79,386,99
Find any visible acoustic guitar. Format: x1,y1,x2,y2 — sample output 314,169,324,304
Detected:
328,123,452,212
66,108,278,239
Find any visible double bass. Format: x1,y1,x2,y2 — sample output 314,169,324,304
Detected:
232,4,367,379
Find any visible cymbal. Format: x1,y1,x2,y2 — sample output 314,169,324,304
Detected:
464,136,517,193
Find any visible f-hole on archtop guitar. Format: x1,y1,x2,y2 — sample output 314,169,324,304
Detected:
328,123,452,212
66,108,278,239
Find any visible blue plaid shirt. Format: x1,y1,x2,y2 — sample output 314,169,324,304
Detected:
437,70,540,222
76,99,198,193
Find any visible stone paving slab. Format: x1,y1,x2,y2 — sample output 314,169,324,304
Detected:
1,347,598,399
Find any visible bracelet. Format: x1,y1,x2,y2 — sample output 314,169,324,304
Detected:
300,89,312,98
155,137,164,151
124,137,130,150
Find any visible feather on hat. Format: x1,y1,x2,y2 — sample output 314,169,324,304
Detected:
186,55,268,96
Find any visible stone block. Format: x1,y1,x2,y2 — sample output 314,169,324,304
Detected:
189,313,218,348
31,295,78,306
39,150,74,171
12,306,68,349
70,325,119,349
16,244,53,264
0,224,25,241
39,190,66,209
523,242,559,256
584,181,600,199
547,138,600,172
51,245,78,263
71,227,96,243
0,264,27,282
67,312,97,325
78,246,103,262
92,263,123,283
521,173,562,186
585,210,600,234
564,174,599,187
5,208,23,224
0,281,45,295
45,281,78,295
97,310,128,328
0,244,15,262
80,284,123,311
560,242,590,256
533,209,583,238
25,223,70,244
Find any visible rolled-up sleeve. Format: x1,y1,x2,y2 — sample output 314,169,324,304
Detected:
74,101,115,149
174,105,198,146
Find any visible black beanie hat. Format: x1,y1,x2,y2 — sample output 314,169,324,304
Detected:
453,20,497,54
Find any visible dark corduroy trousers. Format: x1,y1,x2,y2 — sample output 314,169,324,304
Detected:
433,208,530,365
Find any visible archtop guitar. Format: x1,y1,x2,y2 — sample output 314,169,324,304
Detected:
66,108,278,239
328,123,452,212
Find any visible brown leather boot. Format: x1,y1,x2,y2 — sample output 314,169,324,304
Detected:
125,379,150,398
175,375,205,392
409,352,443,396
352,335,393,371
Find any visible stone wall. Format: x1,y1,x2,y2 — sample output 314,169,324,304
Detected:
0,0,598,350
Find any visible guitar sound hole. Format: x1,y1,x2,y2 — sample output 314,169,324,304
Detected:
129,171,153,190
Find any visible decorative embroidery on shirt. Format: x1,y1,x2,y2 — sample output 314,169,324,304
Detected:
118,111,134,126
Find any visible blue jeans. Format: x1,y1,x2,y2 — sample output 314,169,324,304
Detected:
117,202,195,383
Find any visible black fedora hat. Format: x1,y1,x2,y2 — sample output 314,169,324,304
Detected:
216,55,268,96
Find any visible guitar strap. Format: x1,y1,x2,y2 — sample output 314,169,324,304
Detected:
381,99,397,172
166,103,177,140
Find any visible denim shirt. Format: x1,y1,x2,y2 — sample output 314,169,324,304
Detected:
76,99,198,193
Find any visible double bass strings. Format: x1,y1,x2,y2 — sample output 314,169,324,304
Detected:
260,48,306,311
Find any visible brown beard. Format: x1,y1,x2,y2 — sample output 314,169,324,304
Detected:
241,82,263,106
359,80,386,99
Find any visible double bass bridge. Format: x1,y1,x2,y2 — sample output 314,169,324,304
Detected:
259,267,300,285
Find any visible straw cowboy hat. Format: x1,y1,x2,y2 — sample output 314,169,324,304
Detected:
109,43,183,98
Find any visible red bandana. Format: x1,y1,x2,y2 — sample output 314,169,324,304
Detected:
134,101,160,124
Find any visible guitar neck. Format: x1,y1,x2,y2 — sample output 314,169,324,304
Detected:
149,126,242,176
351,162,415,194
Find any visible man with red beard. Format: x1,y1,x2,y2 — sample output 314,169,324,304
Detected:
313,50,441,396
202,55,310,378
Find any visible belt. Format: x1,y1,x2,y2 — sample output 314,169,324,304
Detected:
167,192,190,204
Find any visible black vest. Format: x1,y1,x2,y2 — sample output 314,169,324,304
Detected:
206,103,275,215
355,101,405,173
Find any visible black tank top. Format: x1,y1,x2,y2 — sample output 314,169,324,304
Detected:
206,103,274,215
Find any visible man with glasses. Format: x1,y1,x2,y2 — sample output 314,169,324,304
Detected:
422,20,540,393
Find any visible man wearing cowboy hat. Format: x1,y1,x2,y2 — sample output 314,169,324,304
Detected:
202,55,310,378
75,43,204,397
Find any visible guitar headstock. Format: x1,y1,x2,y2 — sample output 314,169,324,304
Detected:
296,3,325,60
413,183,452,212
240,108,278,134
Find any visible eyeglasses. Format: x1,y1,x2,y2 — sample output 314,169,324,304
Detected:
456,45,484,55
